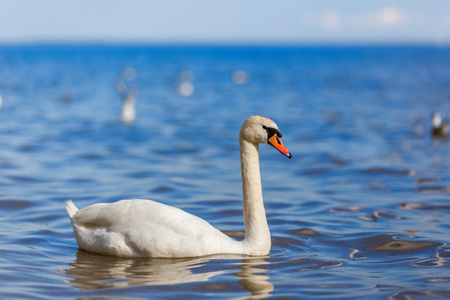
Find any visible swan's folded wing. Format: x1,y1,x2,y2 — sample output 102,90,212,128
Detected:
71,199,204,231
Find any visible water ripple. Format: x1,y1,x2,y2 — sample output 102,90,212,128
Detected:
1,45,450,299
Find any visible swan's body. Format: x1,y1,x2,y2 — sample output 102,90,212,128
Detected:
115,68,138,124
66,116,291,258
119,91,137,124
431,112,449,138
66,199,245,257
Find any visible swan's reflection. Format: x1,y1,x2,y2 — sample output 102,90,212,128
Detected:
62,250,274,298
236,258,274,299
63,250,225,289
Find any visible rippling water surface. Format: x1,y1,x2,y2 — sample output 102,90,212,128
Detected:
0,45,449,299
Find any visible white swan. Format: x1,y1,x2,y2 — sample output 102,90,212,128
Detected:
115,67,138,124
119,90,137,124
66,116,292,258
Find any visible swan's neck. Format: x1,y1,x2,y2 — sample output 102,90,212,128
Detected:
240,138,271,255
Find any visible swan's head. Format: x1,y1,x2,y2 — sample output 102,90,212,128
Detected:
240,115,292,158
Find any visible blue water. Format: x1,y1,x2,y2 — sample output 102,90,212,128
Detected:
0,45,449,299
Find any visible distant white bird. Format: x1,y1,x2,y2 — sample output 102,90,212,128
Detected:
66,116,292,258
175,70,195,97
232,70,250,85
0,92,3,110
176,81,194,97
431,112,449,138
119,88,137,124
115,67,138,124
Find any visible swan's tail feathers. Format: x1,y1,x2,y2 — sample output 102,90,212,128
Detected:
65,200,79,218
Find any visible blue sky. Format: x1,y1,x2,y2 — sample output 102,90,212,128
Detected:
0,0,449,44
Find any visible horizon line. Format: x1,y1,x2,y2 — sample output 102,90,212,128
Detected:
0,40,449,48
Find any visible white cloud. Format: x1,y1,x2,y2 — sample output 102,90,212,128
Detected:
364,6,408,28
322,11,342,29
299,10,342,30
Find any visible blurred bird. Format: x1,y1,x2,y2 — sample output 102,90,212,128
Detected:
115,67,138,124
175,70,194,97
232,70,250,85
431,112,449,138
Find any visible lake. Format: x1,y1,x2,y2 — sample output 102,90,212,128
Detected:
0,45,449,299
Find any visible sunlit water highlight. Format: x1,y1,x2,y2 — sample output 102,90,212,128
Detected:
0,45,449,299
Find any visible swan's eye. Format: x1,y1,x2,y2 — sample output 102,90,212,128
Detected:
263,126,282,139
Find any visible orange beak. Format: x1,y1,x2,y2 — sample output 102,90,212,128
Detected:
268,134,292,159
